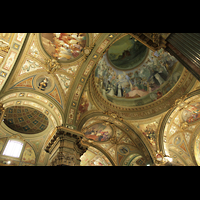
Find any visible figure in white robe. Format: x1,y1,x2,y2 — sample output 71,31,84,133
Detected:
107,86,115,96
117,83,122,97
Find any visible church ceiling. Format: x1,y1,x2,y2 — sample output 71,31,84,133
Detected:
4,106,49,134
40,33,88,61
0,33,27,91
0,32,199,166
95,36,182,107
159,92,200,166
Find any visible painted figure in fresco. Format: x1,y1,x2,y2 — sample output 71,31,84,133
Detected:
95,46,179,104
41,33,86,61
84,124,112,142
38,78,48,91
185,103,200,123
119,146,129,154
141,123,157,148
76,91,90,122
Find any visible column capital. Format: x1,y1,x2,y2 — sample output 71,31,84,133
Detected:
45,126,88,166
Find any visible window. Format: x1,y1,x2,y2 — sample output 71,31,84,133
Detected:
3,140,23,158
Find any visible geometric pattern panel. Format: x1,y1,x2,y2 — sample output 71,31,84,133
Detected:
4,106,49,134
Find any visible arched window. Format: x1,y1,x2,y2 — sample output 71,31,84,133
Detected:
3,139,23,158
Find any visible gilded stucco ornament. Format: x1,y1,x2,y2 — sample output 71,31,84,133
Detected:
81,43,95,60
103,111,123,121
171,94,189,109
45,58,61,74
0,40,10,53
180,121,189,130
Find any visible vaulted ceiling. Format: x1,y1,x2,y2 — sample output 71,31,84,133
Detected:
0,33,199,166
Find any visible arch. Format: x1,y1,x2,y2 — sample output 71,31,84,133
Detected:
189,123,200,166
158,89,200,166
122,153,145,166
63,33,123,126
77,111,154,164
85,144,116,166
80,145,115,166
168,148,188,166
0,91,64,127
0,134,36,166
158,89,200,155
7,70,66,110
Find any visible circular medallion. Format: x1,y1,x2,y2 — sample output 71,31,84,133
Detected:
34,74,54,93
40,33,87,62
118,145,129,155
174,136,181,145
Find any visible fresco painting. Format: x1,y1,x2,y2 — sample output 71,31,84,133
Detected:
20,59,43,76
182,102,200,123
108,35,148,70
84,123,113,142
137,122,158,150
95,35,183,106
41,33,87,61
21,143,36,164
76,90,92,123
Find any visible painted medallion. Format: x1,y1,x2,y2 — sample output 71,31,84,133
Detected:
41,33,87,61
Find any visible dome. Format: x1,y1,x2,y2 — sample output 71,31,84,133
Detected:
94,34,184,107
4,106,49,134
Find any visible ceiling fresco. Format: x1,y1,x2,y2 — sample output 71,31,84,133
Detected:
0,33,27,91
84,123,113,142
107,35,148,70
182,102,200,123
132,116,161,152
94,35,183,107
40,33,87,61
0,33,199,166
160,94,200,166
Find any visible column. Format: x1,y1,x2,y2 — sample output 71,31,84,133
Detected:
45,127,88,166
